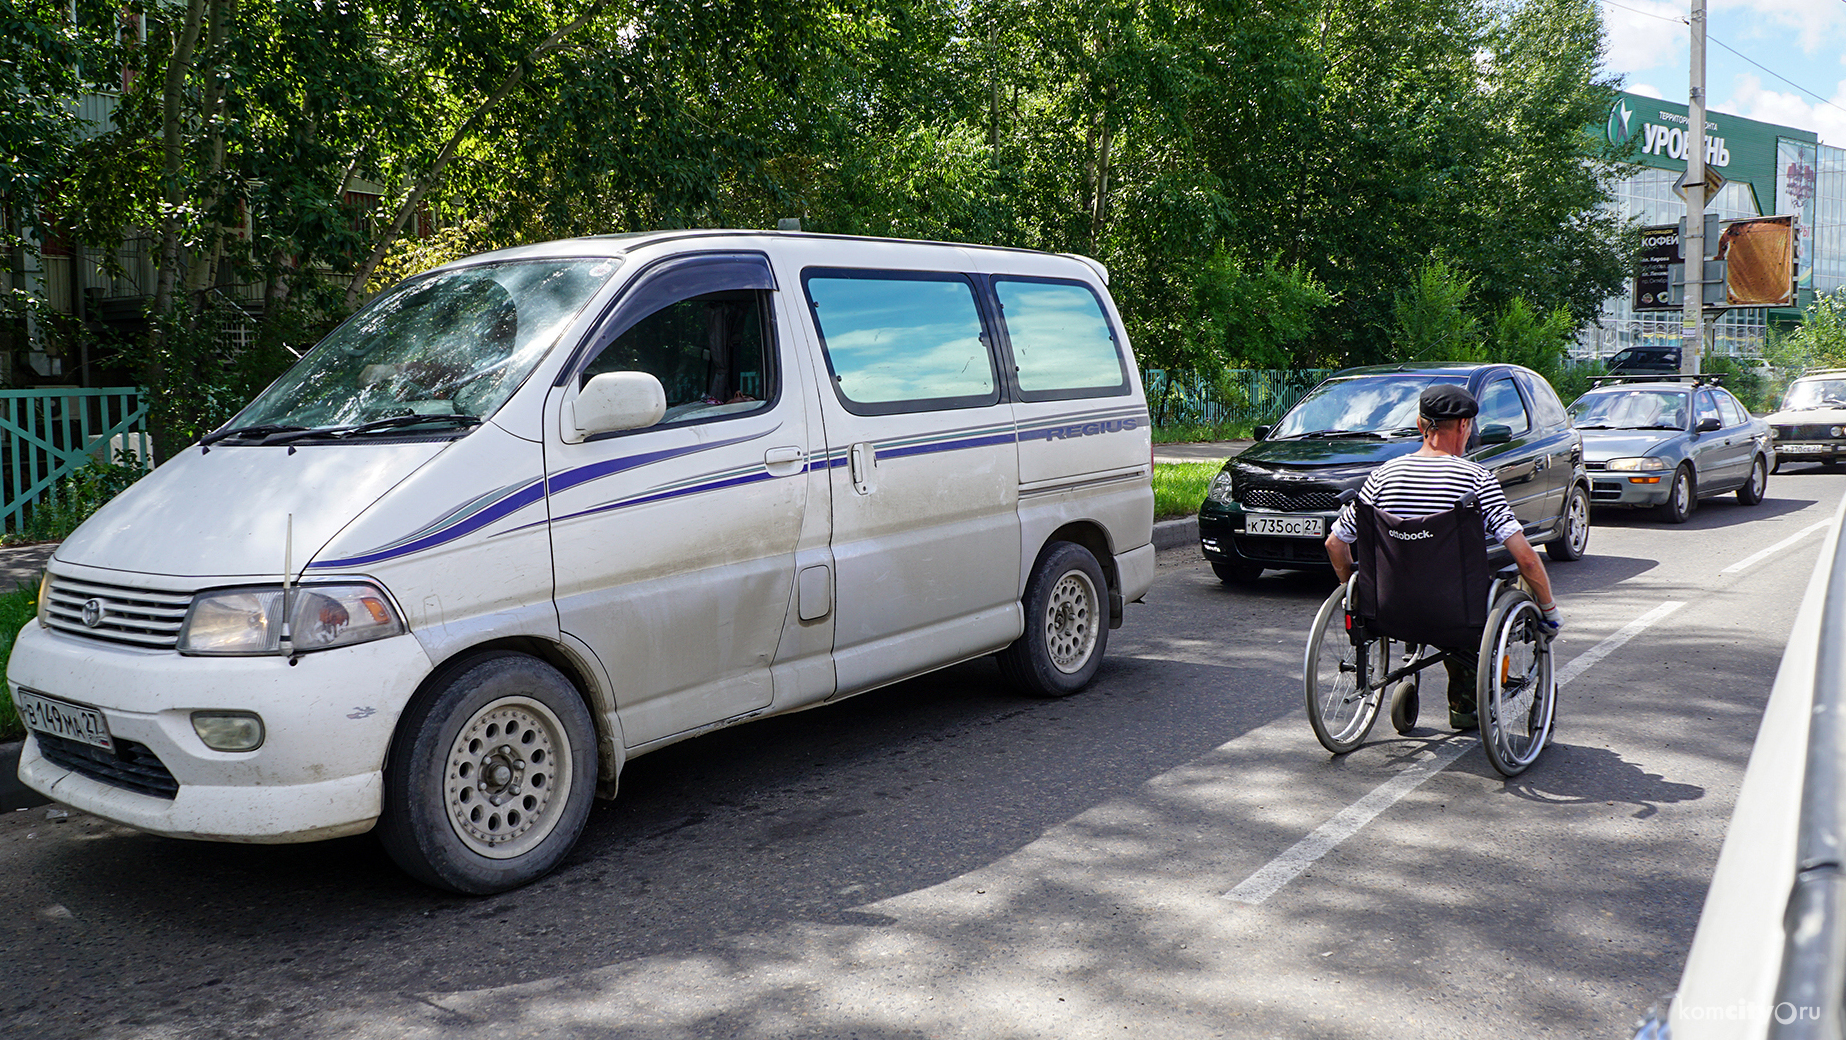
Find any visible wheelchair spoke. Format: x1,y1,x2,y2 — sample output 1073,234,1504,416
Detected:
1304,581,1386,754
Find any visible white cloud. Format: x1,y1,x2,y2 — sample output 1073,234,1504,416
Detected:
1723,73,1846,147
1628,82,1668,101
1601,0,1686,77
1713,0,1846,62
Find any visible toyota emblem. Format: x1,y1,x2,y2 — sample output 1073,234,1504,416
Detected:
81,599,102,628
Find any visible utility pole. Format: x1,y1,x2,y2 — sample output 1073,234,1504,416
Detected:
1681,0,1707,376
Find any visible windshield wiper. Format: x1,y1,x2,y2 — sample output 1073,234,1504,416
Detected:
1573,423,1613,429
1301,430,1385,440
262,413,482,444
201,423,309,447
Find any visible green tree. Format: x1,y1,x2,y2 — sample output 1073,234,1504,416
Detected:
1485,297,1575,383
1392,257,1482,361
1783,289,1846,369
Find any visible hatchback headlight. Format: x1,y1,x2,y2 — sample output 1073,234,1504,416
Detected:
1207,470,1236,504
1604,457,1667,471
179,583,404,656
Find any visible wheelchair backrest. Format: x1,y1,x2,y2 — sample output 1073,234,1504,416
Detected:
1352,497,1491,648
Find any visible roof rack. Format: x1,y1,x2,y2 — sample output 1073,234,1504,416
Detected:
1589,373,1725,388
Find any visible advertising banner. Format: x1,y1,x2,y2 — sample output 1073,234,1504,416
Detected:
1633,225,1680,311
1721,215,1796,307
1777,137,1819,292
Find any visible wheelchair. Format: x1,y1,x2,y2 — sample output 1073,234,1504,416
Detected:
1303,497,1558,777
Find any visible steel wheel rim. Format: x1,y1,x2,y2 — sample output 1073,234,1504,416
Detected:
1314,619,1380,743
444,697,573,859
1045,570,1099,674
1486,603,1551,768
1566,492,1589,553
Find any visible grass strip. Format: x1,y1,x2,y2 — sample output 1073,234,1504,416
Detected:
0,582,37,741
1153,461,1223,521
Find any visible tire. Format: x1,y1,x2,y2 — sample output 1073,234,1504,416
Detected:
1389,677,1420,735
1476,591,1556,778
999,541,1109,697
1546,484,1591,562
1772,454,1782,475
1655,465,1696,524
378,654,598,894
1210,559,1263,585
1304,579,1385,754
1736,454,1768,505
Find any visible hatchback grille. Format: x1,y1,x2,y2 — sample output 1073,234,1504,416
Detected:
35,733,179,800
1238,487,1343,512
42,576,191,650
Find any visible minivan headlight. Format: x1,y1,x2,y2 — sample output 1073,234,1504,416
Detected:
1603,457,1667,471
179,583,403,656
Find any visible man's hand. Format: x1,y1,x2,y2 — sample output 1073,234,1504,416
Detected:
1538,600,1562,635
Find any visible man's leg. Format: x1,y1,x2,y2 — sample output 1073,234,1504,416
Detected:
1442,647,1478,731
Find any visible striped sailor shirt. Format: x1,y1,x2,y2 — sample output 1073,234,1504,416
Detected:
1331,453,1522,545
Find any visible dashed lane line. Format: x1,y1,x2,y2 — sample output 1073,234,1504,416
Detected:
1223,599,1686,905
1719,518,1833,575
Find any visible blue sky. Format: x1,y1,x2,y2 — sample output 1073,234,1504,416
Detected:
1599,0,1846,146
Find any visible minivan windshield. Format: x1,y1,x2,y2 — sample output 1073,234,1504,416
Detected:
1783,378,1846,411
1270,374,1466,440
225,258,618,440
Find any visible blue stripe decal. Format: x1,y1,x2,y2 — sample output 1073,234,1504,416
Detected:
309,479,550,569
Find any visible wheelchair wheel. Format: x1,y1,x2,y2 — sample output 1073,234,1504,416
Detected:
1389,677,1420,734
1305,580,1387,754
1476,590,1557,777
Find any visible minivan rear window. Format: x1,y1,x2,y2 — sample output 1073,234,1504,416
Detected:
995,278,1127,399
804,271,999,413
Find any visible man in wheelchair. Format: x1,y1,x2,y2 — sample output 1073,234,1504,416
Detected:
1322,384,1563,731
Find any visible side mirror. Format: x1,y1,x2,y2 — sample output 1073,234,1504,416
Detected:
567,371,666,442
1252,425,1271,442
1696,416,1721,433
1479,423,1512,445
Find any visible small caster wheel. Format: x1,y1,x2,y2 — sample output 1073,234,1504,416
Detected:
1390,679,1420,734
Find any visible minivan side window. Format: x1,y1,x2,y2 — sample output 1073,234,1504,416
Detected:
994,278,1128,399
1478,377,1530,437
804,271,999,414
581,289,774,425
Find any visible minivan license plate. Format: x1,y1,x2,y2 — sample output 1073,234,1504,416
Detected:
15,689,113,751
1245,514,1324,538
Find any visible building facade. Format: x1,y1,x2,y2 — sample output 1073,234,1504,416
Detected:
1583,92,1846,359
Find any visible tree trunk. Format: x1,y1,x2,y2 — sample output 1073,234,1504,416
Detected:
182,0,236,309
342,0,613,311
150,0,207,340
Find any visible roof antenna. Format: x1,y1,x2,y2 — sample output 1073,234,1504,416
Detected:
280,514,295,663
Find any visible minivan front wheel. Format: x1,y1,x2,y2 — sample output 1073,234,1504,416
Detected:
999,541,1109,697
379,654,597,894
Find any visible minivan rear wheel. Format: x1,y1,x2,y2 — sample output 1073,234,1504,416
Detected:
999,541,1109,697
379,653,597,894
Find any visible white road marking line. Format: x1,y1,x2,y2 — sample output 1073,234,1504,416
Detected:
1224,598,1685,905
1719,518,1833,575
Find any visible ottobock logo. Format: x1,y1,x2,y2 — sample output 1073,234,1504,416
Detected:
81,599,103,627
1387,529,1433,541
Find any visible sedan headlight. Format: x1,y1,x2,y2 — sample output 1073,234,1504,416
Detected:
1206,470,1236,505
179,583,404,656
1603,457,1668,471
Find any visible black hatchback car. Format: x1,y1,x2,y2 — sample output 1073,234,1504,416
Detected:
1197,362,1592,582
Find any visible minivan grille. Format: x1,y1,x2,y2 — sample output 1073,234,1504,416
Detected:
42,576,191,650
35,733,179,800
1239,487,1343,512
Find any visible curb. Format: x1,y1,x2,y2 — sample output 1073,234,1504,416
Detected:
1153,516,1198,553
0,740,47,811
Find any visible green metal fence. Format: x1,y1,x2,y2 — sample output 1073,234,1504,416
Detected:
1143,368,1336,427
0,388,151,530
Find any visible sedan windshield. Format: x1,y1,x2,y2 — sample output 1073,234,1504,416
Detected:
226,258,619,439
1270,374,1466,439
1784,379,1846,411
1568,389,1690,430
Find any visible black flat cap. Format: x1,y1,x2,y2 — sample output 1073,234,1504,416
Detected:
1420,383,1479,420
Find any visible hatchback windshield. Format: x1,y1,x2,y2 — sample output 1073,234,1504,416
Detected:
1271,374,1466,439
1784,379,1846,411
228,258,619,438
1568,389,1690,430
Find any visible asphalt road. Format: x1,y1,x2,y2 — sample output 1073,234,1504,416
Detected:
4,469,1841,1040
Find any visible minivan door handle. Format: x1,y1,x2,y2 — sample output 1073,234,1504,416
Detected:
849,441,877,495
764,446,805,476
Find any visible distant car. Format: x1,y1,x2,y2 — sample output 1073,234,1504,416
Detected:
1604,346,1681,376
1196,362,1591,583
1764,369,1846,471
1567,376,1772,522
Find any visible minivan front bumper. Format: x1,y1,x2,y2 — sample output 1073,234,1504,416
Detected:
10,622,434,842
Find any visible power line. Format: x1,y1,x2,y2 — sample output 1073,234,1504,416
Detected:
1599,0,1846,121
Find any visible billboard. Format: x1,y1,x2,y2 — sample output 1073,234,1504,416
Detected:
1720,215,1796,307
1633,224,1680,311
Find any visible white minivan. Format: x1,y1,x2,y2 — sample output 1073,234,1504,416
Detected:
9,231,1155,893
